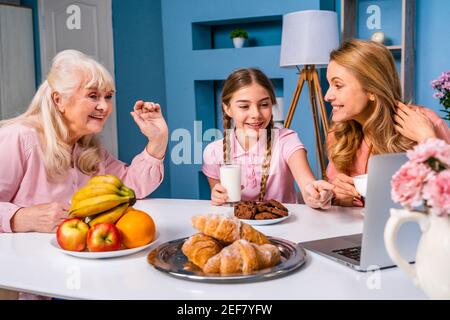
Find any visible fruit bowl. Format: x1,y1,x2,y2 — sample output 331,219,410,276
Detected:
51,232,159,259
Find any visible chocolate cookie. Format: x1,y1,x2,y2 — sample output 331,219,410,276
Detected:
255,212,279,220
234,202,257,219
267,199,288,212
268,207,288,217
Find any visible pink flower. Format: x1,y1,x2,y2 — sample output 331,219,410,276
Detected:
423,170,450,217
407,138,450,167
391,161,434,208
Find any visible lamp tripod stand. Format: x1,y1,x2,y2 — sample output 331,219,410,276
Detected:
284,65,329,179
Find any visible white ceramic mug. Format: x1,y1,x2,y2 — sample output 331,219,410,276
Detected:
353,174,368,198
219,164,241,203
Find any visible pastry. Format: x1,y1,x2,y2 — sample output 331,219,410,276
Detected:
191,214,270,245
203,239,281,275
181,233,223,269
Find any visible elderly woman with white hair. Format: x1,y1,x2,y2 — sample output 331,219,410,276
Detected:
0,49,168,234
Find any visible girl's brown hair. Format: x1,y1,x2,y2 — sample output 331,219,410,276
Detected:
221,68,276,201
328,39,415,174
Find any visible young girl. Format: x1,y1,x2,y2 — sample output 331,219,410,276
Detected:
202,68,333,208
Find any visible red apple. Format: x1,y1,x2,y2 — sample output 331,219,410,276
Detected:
86,223,122,252
56,218,89,252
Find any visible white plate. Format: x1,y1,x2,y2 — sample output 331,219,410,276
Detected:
51,232,159,259
239,211,291,226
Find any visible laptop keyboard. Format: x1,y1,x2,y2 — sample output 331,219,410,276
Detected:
332,246,361,262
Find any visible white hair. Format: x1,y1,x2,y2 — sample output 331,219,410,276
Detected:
0,49,115,180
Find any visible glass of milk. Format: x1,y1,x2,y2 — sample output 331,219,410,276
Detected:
219,164,241,204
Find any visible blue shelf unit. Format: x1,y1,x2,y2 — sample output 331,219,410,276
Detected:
161,0,335,200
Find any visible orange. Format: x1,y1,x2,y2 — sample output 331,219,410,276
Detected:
115,207,156,249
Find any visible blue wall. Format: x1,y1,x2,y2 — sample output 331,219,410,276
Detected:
161,0,334,200
111,0,170,198
415,0,450,118
345,0,450,119
21,0,41,85
20,0,450,200
19,0,171,198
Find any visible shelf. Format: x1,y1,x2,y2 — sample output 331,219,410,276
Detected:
340,0,414,102
192,15,282,50
387,45,402,52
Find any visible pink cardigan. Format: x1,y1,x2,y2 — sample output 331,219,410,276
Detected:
0,123,164,233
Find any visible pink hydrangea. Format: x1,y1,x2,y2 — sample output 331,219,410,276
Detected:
391,161,434,208
423,170,450,217
407,138,450,167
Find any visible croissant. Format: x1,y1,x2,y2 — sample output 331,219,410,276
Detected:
191,214,270,245
181,233,223,269
203,239,281,275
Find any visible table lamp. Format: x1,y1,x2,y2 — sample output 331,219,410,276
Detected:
280,10,339,179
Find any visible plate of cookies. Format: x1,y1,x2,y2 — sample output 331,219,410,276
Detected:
147,214,307,283
234,199,290,225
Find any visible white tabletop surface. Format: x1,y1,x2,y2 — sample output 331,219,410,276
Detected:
0,199,426,300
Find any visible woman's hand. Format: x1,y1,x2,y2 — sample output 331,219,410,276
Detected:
211,183,229,206
303,180,335,210
131,101,169,159
394,102,436,143
11,202,70,233
332,173,363,207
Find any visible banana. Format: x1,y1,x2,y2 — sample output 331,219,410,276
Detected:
120,186,136,206
88,203,129,227
87,175,123,189
72,183,127,202
69,194,131,218
120,185,135,198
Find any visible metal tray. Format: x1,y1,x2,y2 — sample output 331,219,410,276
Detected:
147,236,307,283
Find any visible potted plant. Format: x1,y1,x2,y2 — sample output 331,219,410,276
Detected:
230,28,248,48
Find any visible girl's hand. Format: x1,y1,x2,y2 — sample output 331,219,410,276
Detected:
11,202,70,233
303,180,334,209
394,102,436,143
211,183,228,206
131,101,169,159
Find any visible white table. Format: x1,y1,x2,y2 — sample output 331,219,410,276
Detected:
0,199,426,300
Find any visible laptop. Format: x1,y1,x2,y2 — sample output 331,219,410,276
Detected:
300,153,421,272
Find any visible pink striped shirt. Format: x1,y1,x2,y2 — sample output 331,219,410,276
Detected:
0,123,164,233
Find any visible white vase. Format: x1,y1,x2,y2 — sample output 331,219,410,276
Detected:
384,208,450,299
232,37,245,48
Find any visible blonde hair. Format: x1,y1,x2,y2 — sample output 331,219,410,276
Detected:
0,50,115,180
328,39,415,174
221,68,276,201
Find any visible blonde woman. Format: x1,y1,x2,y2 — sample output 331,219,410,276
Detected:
325,39,450,206
0,49,168,233
202,68,334,208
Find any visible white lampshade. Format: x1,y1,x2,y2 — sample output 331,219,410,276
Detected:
280,10,339,68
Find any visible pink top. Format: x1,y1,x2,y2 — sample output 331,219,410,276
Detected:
202,128,305,204
0,123,164,233
327,106,450,181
